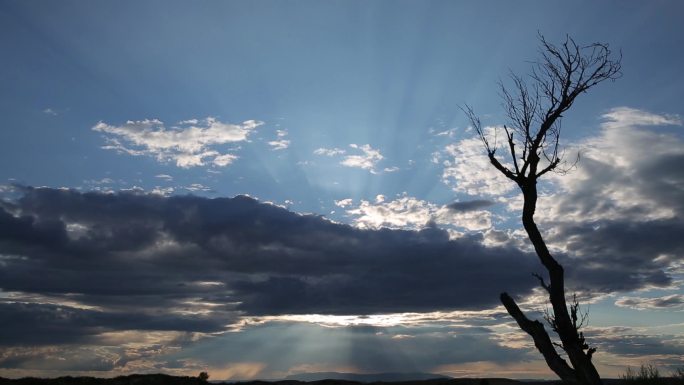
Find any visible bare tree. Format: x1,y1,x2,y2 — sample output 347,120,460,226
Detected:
464,35,621,385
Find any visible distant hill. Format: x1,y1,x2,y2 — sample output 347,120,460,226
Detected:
284,372,451,382
4,374,639,385
0,375,531,385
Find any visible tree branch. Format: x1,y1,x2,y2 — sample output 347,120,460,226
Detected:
500,292,577,382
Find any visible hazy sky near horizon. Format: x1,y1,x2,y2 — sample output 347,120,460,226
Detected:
1,0,684,380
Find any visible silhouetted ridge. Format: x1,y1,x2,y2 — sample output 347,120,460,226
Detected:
284,372,450,382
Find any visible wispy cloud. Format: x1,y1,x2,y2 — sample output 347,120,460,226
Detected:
334,198,353,208
439,130,516,196
314,144,392,173
268,140,291,150
268,129,291,150
92,118,263,168
184,183,211,192
340,144,383,172
601,107,681,130
155,174,173,181
314,147,346,156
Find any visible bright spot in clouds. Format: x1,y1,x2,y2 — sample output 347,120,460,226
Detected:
93,118,263,168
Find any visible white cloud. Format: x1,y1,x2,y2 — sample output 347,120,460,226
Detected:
314,147,346,156
43,108,58,116
434,128,457,138
315,144,389,173
539,107,684,223
155,174,174,181
92,118,263,168
334,198,353,208
213,153,238,167
151,186,175,196
440,130,516,196
268,139,290,150
345,194,492,231
601,107,681,130
340,144,384,171
268,130,290,150
184,183,211,192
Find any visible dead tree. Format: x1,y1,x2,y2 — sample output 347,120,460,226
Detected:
464,35,621,385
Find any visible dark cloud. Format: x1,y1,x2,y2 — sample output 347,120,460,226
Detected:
593,333,684,357
0,346,119,371
0,187,540,345
447,200,495,212
615,294,684,310
540,121,684,294
552,218,682,293
0,302,229,346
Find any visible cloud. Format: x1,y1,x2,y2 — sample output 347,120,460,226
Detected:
429,107,683,296
92,118,263,168
0,181,681,373
314,147,346,156
340,144,383,171
155,174,174,181
601,107,681,130
42,108,58,116
448,200,496,212
268,130,291,150
590,330,684,358
439,132,516,196
615,295,684,311
434,128,457,138
212,153,238,167
344,194,493,231
0,186,541,345
314,144,390,173
0,345,120,372
532,107,684,293
184,183,211,192
151,186,175,196
334,198,353,208
268,140,290,150
0,302,228,346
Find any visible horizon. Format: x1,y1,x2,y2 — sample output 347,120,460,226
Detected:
1,0,684,381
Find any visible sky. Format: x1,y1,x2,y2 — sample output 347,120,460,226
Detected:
1,0,684,380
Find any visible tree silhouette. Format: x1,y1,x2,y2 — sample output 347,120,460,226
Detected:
464,35,621,385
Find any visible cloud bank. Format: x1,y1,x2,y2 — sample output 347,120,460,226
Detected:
0,187,542,347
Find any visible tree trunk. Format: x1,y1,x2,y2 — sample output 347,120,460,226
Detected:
501,181,602,385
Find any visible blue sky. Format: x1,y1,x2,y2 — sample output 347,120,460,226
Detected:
1,0,684,380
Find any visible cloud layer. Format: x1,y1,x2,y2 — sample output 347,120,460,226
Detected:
0,187,541,347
